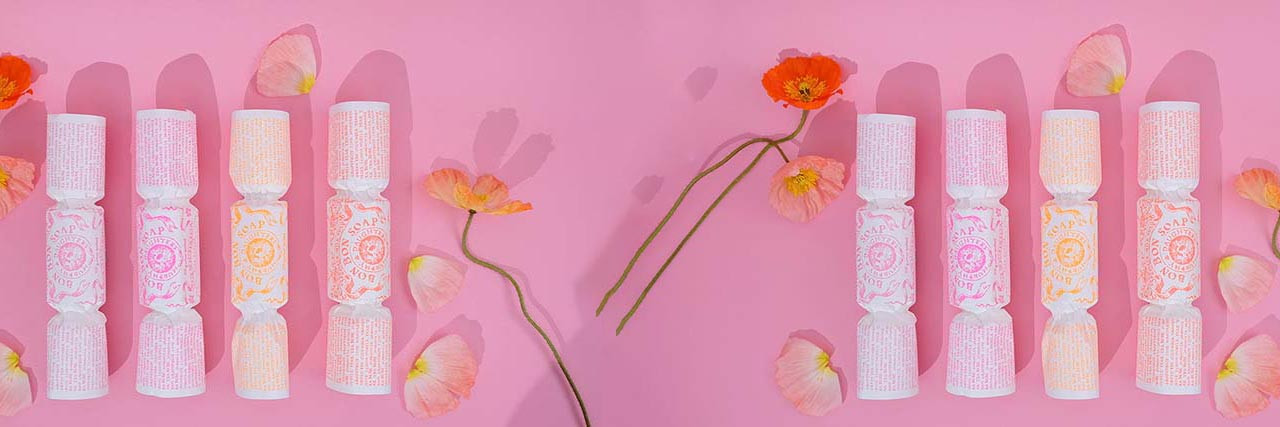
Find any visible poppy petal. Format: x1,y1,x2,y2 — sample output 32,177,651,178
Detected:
0,156,36,220
1066,34,1127,97
423,168,471,211
472,175,512,212
1215,335,1280,418
1233,335,1280,397
1235,168,1280,210
404,335,478,418
1218,255,1275,313
408,254,466,313
489,200,532,216
255,34,318,97
774,337,842,416
0,343,32,416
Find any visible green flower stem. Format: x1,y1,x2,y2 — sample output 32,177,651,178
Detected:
1271,213,1280,260
614,144,775,335
594,136,773,315
461,211,591,427
771,143,791,163
597,110,811,318
612,110,810,334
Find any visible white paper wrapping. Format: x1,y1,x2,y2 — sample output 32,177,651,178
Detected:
854,113,919,400
1039,109,1101,399
944,109,1014,398
1135,101,1202,395
45,113,109,400
134,109,205,398
325,101,392,395
230,109,291,399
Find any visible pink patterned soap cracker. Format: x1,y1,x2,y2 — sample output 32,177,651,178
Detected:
328,101,390,192
136,310,206,398
45,113,110,400
945,109,1008,200
856,113,916,203
857,312,919,399
46,207,106,311
229,109,292,399
134,108,205,398
946,205,1010,312
1136,304,1202,395
325,101,392,395
136,109,198,199
946,310,1015,397
856,207,916,311
944,108,1013,398
46,114,106,202
1138,101,1200,193
46,311,108,400
854,113,920,400
137,204,201,312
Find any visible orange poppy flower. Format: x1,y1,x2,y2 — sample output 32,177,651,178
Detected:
0,55,34,110
1236,168,1280,211
424,168,531,215
762,55,844,110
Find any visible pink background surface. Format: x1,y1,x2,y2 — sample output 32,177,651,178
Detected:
2,0,1280,425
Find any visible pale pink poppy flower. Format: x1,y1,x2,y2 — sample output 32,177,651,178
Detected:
768,156,844,223
404,335,478,418
0,156,35,220
1215,334,1280,419
774,336,842,416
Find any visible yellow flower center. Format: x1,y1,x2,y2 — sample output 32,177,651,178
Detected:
297,74,316,94
4,350,19,373
816,351,835,375
408,256,424,272
785,168,820,196
783,76,826,103
0,165,10,189
407,357,429,380
1218,357,1238,380
1107,74,1126,94
0,76,16,100
1219,256,1234,272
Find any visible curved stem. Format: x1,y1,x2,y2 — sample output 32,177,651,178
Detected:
461,212,591,426
595,136,772,315
597,110,809,316
1271,213,1280,260
771,144,791,163
615,143,775,335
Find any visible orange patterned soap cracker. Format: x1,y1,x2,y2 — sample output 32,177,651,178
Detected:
229,109,292,399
